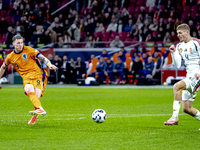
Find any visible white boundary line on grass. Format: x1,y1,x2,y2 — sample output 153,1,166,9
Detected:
0,114,186,122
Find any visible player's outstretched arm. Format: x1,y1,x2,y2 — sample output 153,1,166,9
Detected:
37,54,58,72
170,44,181,68
0,63,7,89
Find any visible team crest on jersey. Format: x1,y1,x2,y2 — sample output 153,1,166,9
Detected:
22,53,27,59
179,48,183,53
189,47,192,52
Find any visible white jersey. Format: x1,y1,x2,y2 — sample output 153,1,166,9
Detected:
172,38,200,77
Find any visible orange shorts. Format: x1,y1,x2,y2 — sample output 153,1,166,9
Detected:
23,75,43,90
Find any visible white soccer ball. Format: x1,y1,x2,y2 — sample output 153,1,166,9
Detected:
92,109,106,123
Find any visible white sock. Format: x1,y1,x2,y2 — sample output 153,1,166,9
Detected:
38,106,44,111
172,100,181,117
194,110,200,121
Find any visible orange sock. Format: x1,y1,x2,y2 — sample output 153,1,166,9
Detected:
27,92,42,108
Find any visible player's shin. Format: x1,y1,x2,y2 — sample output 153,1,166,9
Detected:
172,100,182,117
27,92,42,108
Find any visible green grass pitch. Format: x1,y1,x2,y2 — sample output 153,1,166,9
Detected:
0,87,200,150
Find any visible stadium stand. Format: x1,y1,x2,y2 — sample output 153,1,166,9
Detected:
0,0,196,85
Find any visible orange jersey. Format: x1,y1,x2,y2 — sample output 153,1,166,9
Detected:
5,46,45,80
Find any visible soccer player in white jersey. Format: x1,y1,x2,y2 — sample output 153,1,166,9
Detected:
164,24,200,125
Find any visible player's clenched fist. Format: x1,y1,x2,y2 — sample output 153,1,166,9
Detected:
49,64,58,72
169,45,175,53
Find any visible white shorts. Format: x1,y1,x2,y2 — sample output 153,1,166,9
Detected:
182,77,197,101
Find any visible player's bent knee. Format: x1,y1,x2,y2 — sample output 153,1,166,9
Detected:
173,81,185,92
173,83,179,92
24,84,34,94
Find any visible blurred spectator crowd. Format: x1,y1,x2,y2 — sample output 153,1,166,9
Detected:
0,0,198,85
0,0,199,48
44,46,164,85
0,45,165,85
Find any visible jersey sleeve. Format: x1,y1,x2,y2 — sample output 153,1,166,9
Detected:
27,46,41,58
171,44,182,68
193,38,200,57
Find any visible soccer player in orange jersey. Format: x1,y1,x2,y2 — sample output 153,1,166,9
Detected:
0,35,57,124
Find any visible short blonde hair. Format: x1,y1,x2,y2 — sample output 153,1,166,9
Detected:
176,23,190,32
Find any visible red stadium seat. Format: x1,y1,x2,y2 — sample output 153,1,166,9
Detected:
151,6,157,12
176,5,182,12
73,43,82,48
124,38,132,46
94,32,102,38
11,17,15,24
80,32,85,40
133,13,139,19
134,6,140,13
145,7,149,12
108,37,114,41
101,37,108,41
57,2,61,8
191,12,196,19
2,34,6,40
128,6,134,14
0,34,6,44
132,37,138,41
110,32,118,38
136,0,144,5
102,32,109,39
159,5,165,11
130,0,136,4
61,2,66,6
183,6,190,12
1,10,7,17
119,32,127,41
88,8,92,14
81,7,87,14
0,39,5,44
81,43,86,48
104,25,108,32
124,37,132,41
104,43,110,48
4,16,11,23
191,6,197,12
181,12,188,20
7,10,11,16
9,3,13,9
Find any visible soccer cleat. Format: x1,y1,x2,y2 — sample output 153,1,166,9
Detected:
29,108,47,117
164,116,178,125
190,76,200,93
28,116,38,125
